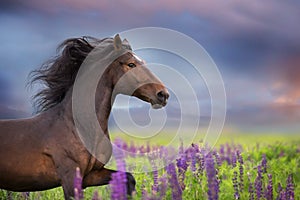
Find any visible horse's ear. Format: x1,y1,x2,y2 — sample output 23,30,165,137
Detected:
122,38,132,50
123,38,129,45
113,34,122,50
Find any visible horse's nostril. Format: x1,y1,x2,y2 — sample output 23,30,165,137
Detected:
157,90,169,102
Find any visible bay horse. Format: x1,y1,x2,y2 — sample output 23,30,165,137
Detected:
0,34,169,199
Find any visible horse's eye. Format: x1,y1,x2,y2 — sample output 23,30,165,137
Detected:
127,63,136,68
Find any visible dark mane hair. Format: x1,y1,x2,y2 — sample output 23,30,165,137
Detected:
29,36,107,112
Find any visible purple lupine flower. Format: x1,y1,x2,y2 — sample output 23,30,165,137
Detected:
157,174,168,198
190,146,197,172
166,163,182,200
265,174,273,200
176,153,188,173
147,174,168,199
255,165,263,200
199,150,205,176
286,174,294,200
139,145,146,153
247,172,254,200
231,151,237,167
261,154,267,173
109,149,127,200
205,152,219,200
232,171,239,199
226,143,232,164
110,171,127,200
236,150,244,191
151,164,159,193
277,183,286,200
219,144,225,164
236,150,243,164
74,167,83,200
159,146,166,158
176,152,188,190
238,163,244,192
190,143,199,172
213,150,221,166
129,141,137,155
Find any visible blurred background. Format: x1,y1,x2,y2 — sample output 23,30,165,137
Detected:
0,0,299,134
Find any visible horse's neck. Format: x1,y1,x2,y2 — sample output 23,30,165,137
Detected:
95,82,113,135
60,79,114,136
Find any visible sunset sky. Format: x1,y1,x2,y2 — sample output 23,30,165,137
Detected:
0,0,299,133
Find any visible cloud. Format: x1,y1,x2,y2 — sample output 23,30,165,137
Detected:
1,0,300,131
0,75,31,119
0,104,30,119
269,52,300,105
226,103,300,133
224,51,300,132
0,76,12,103
3,0,300,36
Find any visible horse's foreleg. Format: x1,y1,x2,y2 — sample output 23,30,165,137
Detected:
82,168,136,195
60,170,76,200
54,158,79,200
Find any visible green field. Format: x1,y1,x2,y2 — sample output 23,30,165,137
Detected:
1,133,299,200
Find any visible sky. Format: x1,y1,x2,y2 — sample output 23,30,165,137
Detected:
0,0,300,133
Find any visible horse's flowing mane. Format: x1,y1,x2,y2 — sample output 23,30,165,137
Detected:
29,36,108,113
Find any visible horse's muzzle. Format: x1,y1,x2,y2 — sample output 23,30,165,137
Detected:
151,89,169,109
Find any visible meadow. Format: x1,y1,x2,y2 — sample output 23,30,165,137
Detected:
1,133,299,200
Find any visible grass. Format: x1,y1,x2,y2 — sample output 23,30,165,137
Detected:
1,133,299,199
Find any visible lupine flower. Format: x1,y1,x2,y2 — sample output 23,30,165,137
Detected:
110,171,127,200
142,174,168,200
266,174,273,200
286,174,294,200
226,143,232,164
151,163,159,193
189,144,199,173
236,150,243,164
157,174,168,198
129,141,137,155
205,152,219,200
176,152,188,190
236,150,244,191
219,144,225,163
198,150,205,176
232,151,237,167
213,150,221,166
109,149,127,200
166,163,182,200
190,147,197,172
261,154,267,173
277,183,286,200
247,172,254,200
83,138,298,200
74,167,83,200
255,165,263,200
232,171,239,199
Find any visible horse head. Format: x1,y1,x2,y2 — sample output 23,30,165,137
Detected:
107,35,169,109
